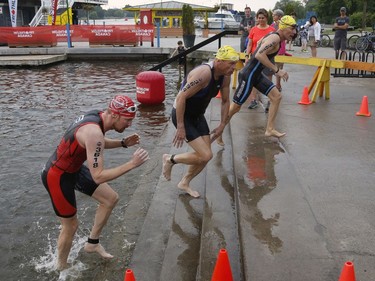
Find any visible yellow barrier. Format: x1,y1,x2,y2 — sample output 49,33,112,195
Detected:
233,53,373,103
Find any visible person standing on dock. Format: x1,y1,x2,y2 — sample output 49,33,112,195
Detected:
333,7,350,59
162,46,239,197
239,6,255,52
41,95,149,270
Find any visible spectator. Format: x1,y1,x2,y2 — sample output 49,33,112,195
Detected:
171,40,187,76
239,7,255,52
305,16,321,57
334,7,350,59
300,25,309,52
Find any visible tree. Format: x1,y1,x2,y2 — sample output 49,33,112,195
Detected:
182,4,195,35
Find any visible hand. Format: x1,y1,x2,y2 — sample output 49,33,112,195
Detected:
173,127,186,148
210,125,224,143
123,133,140,147
130,147,149,168
276,69,289,82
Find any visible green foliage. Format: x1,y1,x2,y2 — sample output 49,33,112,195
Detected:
274,0,305,19
350,11,375,28
182,4,195,35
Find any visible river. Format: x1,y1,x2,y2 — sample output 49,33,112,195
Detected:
0,60,183,280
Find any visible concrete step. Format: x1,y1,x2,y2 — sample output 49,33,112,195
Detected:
195,99,242,281
129,99,244,280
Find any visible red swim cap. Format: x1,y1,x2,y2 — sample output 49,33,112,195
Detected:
109,95,137,118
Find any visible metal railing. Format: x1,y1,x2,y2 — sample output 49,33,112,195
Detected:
149,30,239,73
30,0,76,27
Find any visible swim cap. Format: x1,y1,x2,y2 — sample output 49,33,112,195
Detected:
109,95,137,118
215,45,239,61
279,15,297,30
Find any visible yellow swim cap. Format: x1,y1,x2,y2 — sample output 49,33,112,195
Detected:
215,45,239,61
279,15,297,30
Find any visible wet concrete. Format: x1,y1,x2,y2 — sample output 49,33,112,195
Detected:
228,60,375,280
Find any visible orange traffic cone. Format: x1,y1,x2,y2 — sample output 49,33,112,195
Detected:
298,86,312,105
216,90,222,98
338,261,356,281
356,96,371,117
124,269,136,281
211,249,233,281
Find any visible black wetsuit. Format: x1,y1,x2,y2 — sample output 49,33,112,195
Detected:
172,62,224,141
41,110,104,218
233,32,281,105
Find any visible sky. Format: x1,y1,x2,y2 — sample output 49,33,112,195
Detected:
103,0,280,13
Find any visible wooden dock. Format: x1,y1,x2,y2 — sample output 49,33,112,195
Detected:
0,54,67,66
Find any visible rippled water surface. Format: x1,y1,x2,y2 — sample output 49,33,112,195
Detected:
0,61,181,280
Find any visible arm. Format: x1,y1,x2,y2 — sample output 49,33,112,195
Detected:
173,67,210,148
171,47,177,57
104,133,140,149
255,34,289,81
77,124,149,185
210,76,231,143
315,23,321,42
245,31,253,62
239,18,246,31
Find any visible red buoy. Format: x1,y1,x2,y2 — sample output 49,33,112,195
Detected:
136,71,165,105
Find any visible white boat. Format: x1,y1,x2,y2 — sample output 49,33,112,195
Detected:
197,10,240,29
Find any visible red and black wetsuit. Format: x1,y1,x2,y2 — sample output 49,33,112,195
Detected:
41,110,104,218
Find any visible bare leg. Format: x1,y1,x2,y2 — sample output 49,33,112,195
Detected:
56,216,79,271
177,163,205,197
83,183,119,258
216,103,242,146
265,88,286,138
173,136,212,197
311,46,317,57
162,154,174,180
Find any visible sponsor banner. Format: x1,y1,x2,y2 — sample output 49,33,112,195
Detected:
0,25,155,45
8,0,17,27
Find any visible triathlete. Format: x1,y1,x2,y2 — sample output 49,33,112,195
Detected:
162,46,239,197
217,15,297,145
41,95,149,270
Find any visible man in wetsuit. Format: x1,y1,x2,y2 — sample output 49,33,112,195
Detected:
162,45,239,197
217,15,297,143
41,95,149,270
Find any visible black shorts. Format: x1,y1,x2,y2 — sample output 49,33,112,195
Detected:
171,108,209,142
41,165,98,218
233,60,275,105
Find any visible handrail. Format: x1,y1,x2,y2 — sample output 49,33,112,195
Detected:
149,30,239,72
30,0,75,26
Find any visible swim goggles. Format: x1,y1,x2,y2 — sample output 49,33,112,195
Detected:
110,99,138,113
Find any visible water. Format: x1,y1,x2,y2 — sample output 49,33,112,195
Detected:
0,60,182,280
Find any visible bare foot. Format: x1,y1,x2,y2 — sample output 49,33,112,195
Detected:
265,129,286,138
162,154,174,181
56,262,71,271
216,137,225,146
84,243,114,259
177,182,200,198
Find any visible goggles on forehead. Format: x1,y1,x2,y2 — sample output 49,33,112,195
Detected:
286,23,298,29
111,99,138,113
